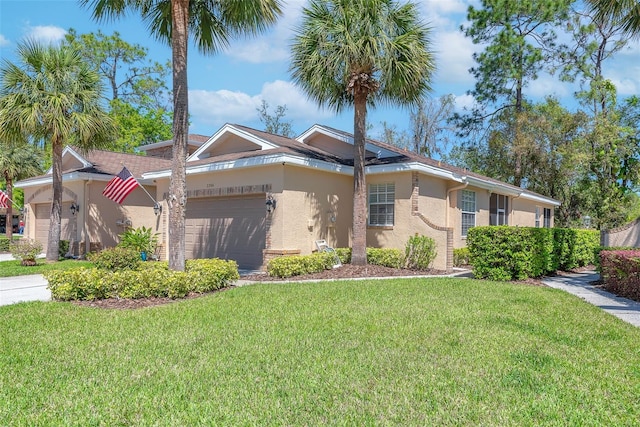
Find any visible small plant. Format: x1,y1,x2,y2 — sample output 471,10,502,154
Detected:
9,238,43,266
118,226,158,257
404,234,437,270
453,247,470,267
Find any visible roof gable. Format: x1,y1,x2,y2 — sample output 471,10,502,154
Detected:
188,124,279,161
47,146,93,174
297,124,399,160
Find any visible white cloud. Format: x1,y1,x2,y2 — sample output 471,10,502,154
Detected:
0,34,9,47
528,74,572,99
189,79,333,130
225,0,305,64
453,93,475,111
433,30,475,85
26,25,66,44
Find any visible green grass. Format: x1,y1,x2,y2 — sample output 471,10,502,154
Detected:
2,278,639,425
0,259,94,277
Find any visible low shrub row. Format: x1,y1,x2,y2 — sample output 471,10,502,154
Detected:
46,257,239,301
599,250,640,302
268,235,438,278
267,252,335,278
467,227,600,281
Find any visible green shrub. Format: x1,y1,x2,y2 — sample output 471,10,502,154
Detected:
46,258,240,301
334,248,352,264
9,238,43,266
367,247,404,268
0,236,22,252
553,229,600,270
186,258,240,293
453,247,470,267
404,235,437,270
88,247,141,271
58,240,70,259
267,252,334,278
468,226,555,281
118,226,158,255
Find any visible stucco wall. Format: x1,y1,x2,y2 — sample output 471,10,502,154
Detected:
280,166,353,254
601,218,640,247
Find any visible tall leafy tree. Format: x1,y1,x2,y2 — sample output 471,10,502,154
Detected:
291,0,435,265
0,41,115,260
80,0,282,271
0,141,43,239
460,0,571,186
257,100,293,137
64,29,173,151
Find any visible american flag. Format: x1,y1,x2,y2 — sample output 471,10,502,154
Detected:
102,166,139,204
0,189,8,208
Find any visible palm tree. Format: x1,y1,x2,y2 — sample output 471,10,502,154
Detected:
80,0,282,271
0,141,43,239
0,41,115,261
587,0,640,38
290,0,435,265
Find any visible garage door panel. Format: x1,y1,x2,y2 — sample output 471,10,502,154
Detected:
35,202,73,248
185,197,266,269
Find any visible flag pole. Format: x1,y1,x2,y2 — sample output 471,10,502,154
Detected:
0,191,22,211
122,165,160,206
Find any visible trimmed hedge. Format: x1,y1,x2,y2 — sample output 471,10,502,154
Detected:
46,258,239,301
553,229,600,270
600,250,640,302
468,226,555,281
332,247,411,269
267,252,335,278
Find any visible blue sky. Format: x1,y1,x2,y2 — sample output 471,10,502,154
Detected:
1,0,639,140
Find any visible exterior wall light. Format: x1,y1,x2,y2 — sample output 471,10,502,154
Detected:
70,202,80,215
266,194,276,213
154,203,162,216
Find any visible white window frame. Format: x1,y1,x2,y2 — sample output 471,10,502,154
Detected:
461,190,476,237
535,207,541,228
368,183,395,226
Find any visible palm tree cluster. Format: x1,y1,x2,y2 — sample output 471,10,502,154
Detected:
4,0,631,267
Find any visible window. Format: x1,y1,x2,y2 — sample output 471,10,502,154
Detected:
461,190,476,237
369,183,395,226
490,193,509,226
535,207,541,228
543,208,552,228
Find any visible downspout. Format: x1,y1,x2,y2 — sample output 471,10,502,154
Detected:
446,178,469,228
510,192,522,225
83,179,92,257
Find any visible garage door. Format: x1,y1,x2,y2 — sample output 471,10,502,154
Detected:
34,202,72,248
185,196,266,269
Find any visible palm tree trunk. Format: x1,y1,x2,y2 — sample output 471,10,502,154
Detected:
4,176,13,240
351,92,368,265
47,138,63,261
168,0,190,271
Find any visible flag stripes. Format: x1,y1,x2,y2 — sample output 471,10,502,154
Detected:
0,190,8,208
102,166,140,204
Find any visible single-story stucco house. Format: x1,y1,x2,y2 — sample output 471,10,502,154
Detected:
16,124,560,271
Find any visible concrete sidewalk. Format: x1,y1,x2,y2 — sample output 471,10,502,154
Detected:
0,274,50,306
542,270,640,327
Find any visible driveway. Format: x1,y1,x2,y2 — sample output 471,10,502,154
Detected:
0,274,50,306
0,253,50,306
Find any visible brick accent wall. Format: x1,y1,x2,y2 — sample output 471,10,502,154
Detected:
411,172,454,272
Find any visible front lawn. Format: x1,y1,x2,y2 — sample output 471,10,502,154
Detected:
2,278,639,425
0,259,93,277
